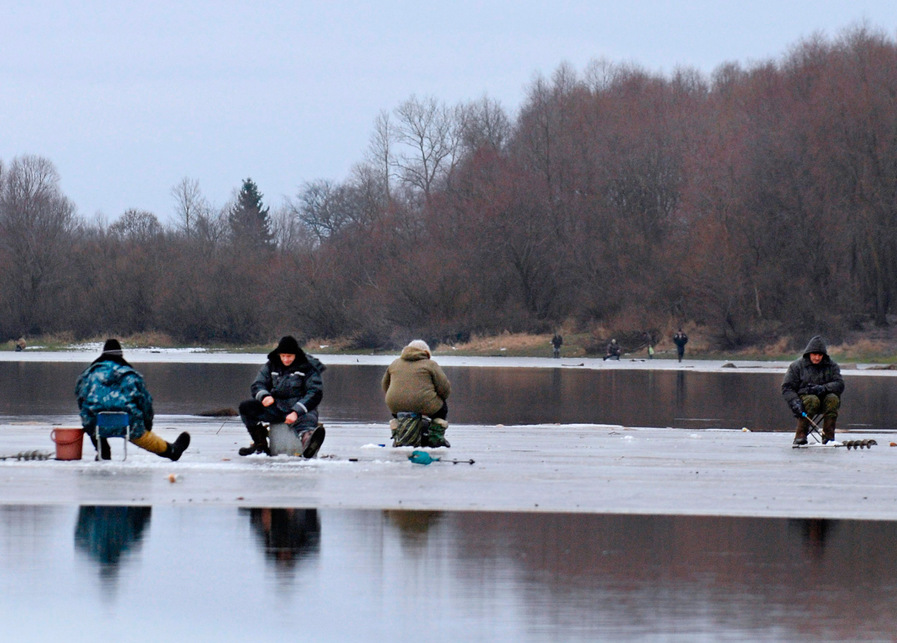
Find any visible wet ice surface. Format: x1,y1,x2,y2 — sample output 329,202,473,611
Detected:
2,417,896,520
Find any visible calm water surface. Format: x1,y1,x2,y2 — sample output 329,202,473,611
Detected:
4,362,897,640
2,362,897,430
0,506,894,641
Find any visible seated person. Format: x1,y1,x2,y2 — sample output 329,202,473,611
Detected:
382,340,451,447
603,338,621,360
781,335,845,445
238,336,325,458
75,339,190,461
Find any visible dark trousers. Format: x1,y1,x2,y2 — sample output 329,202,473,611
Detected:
239,399,318,437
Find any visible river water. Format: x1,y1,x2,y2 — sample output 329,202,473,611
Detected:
2,361,896,640
2,505,896,641
3,361,896,430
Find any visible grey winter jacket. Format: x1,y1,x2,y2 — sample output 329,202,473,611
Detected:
781,336,845,405
251,352,325,415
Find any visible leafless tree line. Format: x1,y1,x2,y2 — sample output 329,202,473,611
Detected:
1,26,896,350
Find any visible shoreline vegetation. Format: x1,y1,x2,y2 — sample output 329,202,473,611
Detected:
6,326,897,365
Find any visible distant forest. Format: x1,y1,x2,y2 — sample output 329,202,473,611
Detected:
2,26,896,350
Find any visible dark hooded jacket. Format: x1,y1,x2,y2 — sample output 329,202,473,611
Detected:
251,339,325,416
781,335,845,405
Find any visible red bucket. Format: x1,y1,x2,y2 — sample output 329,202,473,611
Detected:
50,428,85,461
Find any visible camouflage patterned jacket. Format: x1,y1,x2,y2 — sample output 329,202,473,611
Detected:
75,359,154,437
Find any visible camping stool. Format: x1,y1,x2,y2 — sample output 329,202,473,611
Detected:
96,412,131,461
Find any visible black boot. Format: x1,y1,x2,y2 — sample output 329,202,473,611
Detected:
301,424,326,459
239,425,270,456
792,417,809,446
822,417,837,445
88,433,111,460
164,432,191,461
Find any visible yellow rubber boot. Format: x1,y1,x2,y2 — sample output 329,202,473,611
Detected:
132,431,169,455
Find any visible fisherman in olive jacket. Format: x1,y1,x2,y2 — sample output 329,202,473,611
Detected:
781,335,845,445
382,340,451,447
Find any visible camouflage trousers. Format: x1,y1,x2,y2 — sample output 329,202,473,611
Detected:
800,393,840,419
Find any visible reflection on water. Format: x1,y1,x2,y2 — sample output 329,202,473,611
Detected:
3,361,897,429
0,506,896,641
245,507,320,570
74,506,151,582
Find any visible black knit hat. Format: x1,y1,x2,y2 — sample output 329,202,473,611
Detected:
102,338,123,355
267,335,303,361
92,338,129,366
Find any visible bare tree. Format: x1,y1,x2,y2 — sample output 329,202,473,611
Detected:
393,95,463,200
366,110,395,203
170,177,210,237
109,208,164,243
0,155,77,334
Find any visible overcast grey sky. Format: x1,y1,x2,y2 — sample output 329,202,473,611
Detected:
2,1,896,223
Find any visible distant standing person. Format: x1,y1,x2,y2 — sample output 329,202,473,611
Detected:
673,329,688,362
645,332,655,359
551,333,563,358
75,339,190,461
781,335,845,445
237,336,326,458
382,340,452,447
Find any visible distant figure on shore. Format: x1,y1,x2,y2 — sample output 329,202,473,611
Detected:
645,331,654,359
14,337,25,352
781,335,845,446
237,335,325,458
673,329,688,362
75,339,190,461
551,333,563,358
603,339,621,361
382,340,451,447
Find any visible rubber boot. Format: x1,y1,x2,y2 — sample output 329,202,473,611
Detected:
428,418,451,448
389,418,399,443
822,417,836,445
164,432,191,461
130,430,166,457
88,433,111,460
239,424,270,456
793,417,809,446
300,424,326,458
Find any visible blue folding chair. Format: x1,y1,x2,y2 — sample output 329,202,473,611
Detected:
95,412,131,461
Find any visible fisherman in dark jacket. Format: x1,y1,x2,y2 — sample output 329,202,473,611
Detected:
781,335,845,445
238,336,325,458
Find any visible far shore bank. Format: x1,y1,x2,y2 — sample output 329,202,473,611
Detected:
3,349,897,378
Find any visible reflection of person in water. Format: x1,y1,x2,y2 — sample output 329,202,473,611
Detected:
791,517,835,558
247,508,320,569
74,506,152,580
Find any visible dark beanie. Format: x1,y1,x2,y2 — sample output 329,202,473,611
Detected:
92,338,128,366
102,339,123,355
267,335,303,360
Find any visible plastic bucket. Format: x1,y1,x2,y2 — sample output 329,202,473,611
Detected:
50,428,84,461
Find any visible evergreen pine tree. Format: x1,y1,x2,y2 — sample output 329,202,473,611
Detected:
228,178,273,248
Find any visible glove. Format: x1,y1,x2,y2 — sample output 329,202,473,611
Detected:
808,385,826,396
789,397,805,418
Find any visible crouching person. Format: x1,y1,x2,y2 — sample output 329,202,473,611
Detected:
781,335,845,445
238,336,325,458
382,340,451,448
75,339,190,461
